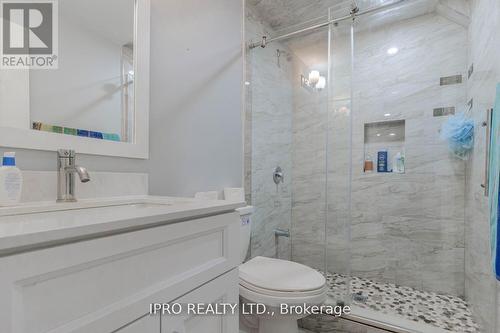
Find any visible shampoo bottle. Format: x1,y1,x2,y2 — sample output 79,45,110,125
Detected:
393,152,405,174
377,150,388,172
364,154,374,173
0,152,23,206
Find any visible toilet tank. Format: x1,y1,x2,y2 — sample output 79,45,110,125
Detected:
236,206,254,263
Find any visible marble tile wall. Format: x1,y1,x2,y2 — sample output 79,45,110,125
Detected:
289,12,469,298
289,24,353,282
290,29,329,272
347,13,468,297
247,6,470,299
325,22,354,285
245,6,293,260
19,171,148,202
245,4,350,277
285,12,468,300
464,1,500,332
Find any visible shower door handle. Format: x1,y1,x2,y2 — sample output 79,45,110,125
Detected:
481,108,493,197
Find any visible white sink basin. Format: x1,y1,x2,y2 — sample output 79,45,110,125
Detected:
0,195,245,255
0,197,176,217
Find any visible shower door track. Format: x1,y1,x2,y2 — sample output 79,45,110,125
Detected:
342,306,451,333
249,0,408,49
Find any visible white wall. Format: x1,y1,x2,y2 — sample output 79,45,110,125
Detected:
30,15,124,135
147,0,243,197
0,70,30,129
0,0,244,198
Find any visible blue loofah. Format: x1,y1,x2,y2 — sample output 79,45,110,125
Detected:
440,112,474,160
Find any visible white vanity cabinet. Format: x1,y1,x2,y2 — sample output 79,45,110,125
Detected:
161,269,239,333
0,211,240,333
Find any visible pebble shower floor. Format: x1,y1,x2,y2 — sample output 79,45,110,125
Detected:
323,272,480,333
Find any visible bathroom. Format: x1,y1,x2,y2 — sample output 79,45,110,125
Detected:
0,0,499,332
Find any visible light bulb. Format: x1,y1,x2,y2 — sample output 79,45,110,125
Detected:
387,47,399,55
309,70,320,86
316,76,326,90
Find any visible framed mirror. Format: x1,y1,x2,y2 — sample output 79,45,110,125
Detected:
0,0,150,158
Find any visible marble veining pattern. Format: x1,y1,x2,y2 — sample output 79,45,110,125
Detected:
20,171,148,202
246,6,293,261
464,0,500,332
247,0,469,298
246,0,438,33
289,11,468,297
245,1,497,332
346,12,467,296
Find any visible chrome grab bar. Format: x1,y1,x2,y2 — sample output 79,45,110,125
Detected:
481,108,493,197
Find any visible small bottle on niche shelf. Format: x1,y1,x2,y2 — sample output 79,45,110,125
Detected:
364,154,374,173
377,150,388,173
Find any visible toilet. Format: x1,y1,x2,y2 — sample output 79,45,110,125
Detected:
237,206,327,333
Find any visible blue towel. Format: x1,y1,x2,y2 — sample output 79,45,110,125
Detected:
490,84,500,280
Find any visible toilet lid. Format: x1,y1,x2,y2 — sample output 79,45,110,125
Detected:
239,256,325,292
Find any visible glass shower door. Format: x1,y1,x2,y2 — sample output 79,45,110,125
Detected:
339,3,480,332
324,10,354,307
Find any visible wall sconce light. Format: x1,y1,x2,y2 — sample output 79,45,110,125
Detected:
316,76,326,90
308,70,320,86
301,70,326,91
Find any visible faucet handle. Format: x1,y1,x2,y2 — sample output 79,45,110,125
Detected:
57,149,75,158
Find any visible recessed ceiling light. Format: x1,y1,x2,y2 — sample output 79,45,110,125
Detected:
384,113,391,117
389,133,396,136
244,81,251,86
376,133,381,137
387,47,399,55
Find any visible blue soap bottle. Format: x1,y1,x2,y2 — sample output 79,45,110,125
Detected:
377,150,388,173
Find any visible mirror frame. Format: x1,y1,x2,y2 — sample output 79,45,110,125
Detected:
0,0,150,159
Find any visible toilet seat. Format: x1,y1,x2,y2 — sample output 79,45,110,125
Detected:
240,279,327,298
239,256,327,306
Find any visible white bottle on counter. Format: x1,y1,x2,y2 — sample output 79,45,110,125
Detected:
0,152,23,206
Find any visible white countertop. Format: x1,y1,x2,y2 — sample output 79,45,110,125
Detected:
0,196,244,255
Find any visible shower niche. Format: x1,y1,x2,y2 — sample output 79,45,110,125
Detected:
363,120,405,173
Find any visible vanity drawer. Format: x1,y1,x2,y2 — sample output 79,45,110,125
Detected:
0,212,239,333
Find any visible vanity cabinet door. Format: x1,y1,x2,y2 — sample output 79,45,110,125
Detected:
161,269,239,333
0,212,239,333
117,316,160,333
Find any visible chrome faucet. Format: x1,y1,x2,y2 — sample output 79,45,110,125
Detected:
57,149,90,202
